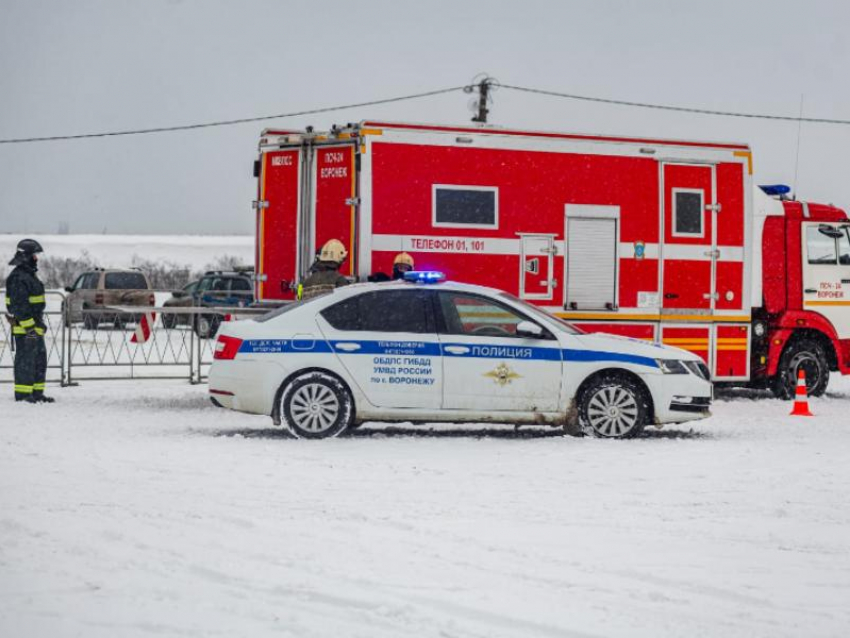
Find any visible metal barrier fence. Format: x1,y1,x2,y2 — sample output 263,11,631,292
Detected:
0,290,66,385
1,290,271,386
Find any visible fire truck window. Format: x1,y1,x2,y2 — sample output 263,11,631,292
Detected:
838,230,850,265
433,186,498,228
438,292,526,338
806,226,838,265
673,190,704,236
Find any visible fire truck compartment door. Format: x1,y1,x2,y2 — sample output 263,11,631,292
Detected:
257,148,302,301
519,235,555,300
801,222,850,339
661,164,716,313
437,291,562,412
312,144,358,278
565,208,619,310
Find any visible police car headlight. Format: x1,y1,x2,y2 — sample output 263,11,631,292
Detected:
656,359,689,374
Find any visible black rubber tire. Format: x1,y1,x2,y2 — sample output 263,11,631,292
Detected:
578,373,649,439
280,371,354,439
194,314,221,339
770,339,830,400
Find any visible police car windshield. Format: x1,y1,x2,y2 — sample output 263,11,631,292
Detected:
497,293,584,335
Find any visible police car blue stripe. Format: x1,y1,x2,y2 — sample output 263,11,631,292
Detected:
441,343,562,361
238,339,333,354
331,340,441,356
563,348,658,368
238,338,658,369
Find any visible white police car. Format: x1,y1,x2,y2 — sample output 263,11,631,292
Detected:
209,273,712,439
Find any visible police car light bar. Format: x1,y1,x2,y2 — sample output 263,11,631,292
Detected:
403,271,446,283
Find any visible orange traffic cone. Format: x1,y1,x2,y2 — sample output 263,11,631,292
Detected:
789,369,814,417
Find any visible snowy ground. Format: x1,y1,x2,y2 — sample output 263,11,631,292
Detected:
1,379,849,637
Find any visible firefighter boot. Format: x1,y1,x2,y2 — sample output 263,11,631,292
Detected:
32,393,55,403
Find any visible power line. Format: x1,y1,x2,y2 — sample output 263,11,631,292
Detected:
500,83,850,126
0,85,465,144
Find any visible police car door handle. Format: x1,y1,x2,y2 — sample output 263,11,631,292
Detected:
444,345,470,355
335,342,361,352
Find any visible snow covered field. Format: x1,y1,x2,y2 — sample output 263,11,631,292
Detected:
2,379,849,637
0,234,253,271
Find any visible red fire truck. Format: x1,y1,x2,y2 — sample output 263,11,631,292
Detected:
252,120,850,398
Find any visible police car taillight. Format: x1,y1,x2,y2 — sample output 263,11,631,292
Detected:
214,335,243,360
403,271,446,283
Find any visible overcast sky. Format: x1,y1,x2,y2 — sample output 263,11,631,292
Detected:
1,0,849,236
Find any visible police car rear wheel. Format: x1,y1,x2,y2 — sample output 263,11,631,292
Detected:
281,372,353,439
579,375,647,439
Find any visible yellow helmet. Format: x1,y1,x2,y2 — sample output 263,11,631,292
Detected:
393,252,414,268
319,239,348,264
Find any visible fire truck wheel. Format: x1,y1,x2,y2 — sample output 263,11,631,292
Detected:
771,339,830,400
280,371,354,439
578,373,648,439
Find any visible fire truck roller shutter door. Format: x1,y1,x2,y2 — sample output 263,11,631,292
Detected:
565,207,619,311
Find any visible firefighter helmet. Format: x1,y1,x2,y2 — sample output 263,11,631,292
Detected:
393,252,414,269
319,239,348,264
9,238,44,266
16,238,44,255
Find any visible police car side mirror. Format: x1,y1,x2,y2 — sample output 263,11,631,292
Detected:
516,321,544,339
64,286,74,293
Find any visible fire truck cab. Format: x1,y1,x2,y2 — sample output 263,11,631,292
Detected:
753,186,850,397
252,120,850,397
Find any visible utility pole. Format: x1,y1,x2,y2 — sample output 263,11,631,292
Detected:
464,76,495,124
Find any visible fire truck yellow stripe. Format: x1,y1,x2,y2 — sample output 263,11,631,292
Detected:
717,338,748,344
733,150,753,175
717,346,749,351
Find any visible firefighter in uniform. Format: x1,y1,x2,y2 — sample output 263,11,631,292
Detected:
368,252,415,282
297,239,350,300
5,239,54,403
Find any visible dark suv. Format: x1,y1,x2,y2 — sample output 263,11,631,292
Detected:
163,271,254,338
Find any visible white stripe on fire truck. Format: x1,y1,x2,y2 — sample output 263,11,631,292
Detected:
372,234,744,262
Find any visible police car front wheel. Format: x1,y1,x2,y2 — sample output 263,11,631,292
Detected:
578,374,649,439
280,372,354,439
